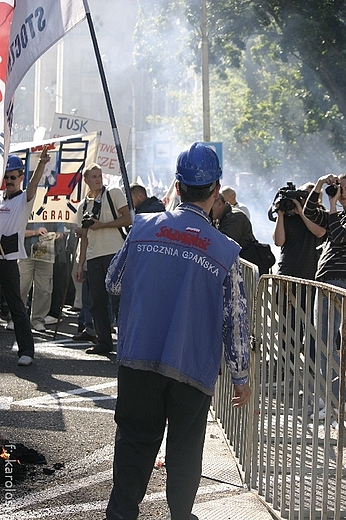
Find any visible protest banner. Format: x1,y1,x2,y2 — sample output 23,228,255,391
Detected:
50,112,131,176
6,131,100,223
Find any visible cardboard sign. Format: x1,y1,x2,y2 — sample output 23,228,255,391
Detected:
51,113,131,176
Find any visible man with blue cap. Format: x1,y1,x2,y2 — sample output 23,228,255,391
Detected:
104,142,251,520
0,146,50,366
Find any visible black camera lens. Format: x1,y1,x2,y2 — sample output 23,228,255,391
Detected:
325,184,338,197
82,219,94,229
81,212,95,228
278,198,295,212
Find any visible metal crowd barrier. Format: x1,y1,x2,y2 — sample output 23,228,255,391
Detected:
212,258,259,485
212,266,346,520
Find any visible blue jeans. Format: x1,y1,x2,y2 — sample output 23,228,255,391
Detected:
317,278,346,400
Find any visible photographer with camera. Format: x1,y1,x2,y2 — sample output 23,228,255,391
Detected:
271,182,326,384
303,173,346,417
272,182,326,279
76,163,131,354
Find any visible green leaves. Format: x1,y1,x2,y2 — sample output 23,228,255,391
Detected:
135,0,346,174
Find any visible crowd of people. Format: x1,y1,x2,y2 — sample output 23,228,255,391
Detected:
1,140,346,519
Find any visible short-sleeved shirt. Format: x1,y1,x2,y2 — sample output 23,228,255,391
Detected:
77,186,127,261
0,191,34,260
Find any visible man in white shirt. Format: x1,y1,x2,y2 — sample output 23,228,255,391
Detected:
0,147,50,366
220,185,251,220
76,163,131,354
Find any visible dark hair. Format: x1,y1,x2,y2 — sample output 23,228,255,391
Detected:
130,183,147,197
179,180,219,203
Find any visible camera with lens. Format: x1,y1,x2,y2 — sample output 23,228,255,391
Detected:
325,183,339,197
275,182,309,212
268,181,309,221
81,198,102,228
81,212,96,228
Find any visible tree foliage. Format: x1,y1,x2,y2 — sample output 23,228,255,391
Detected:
134,0,346,175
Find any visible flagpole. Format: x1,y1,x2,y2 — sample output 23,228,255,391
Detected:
82,0,135,222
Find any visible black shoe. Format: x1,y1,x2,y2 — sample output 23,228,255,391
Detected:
77,324,85,333
85,345,112,355
70,306,82,312
72,331,97,343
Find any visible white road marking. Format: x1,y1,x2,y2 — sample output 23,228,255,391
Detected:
5,480,233,518
49,394,115,403
13,381,117,406
6,469,112,514
11,381,117,414
0,396,13,409
20,403,116,413
10,340,116,359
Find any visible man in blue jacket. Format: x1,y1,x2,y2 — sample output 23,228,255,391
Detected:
105,142,251,520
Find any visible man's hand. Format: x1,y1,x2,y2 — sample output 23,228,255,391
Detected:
315,173,339,192
75,264,84,283
232,382,251,408
37,226,48,235
39,144,51,165
292,198,303,216
74,226,83,239
26,145,51,201
87,219,103,230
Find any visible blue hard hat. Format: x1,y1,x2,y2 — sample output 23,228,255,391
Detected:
6,154,24,172
175,142,222,186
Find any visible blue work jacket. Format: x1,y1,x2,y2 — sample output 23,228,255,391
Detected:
106,202,250,395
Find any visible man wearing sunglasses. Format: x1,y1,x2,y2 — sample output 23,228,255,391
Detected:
0,146,50,366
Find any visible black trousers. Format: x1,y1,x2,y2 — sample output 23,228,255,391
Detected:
87,254,117,351
0,259,34,358
106,366,211,520
49,259,68,318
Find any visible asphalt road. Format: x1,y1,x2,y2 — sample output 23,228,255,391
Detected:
0,309,274,520
1,309,120,519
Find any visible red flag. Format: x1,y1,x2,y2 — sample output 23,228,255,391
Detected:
0,1,14,175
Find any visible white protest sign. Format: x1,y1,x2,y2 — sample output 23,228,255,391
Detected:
9,132,100,223
51,113,131,176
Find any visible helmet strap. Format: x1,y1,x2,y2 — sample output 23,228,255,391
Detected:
180,180,217,194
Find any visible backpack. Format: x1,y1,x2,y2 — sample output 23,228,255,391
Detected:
239,240,276,276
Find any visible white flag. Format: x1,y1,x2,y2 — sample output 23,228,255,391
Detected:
1,0,86,179
6,0,85,103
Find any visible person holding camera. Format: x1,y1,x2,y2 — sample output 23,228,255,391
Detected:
303,173,346,412
76,163,131,354
304,173,346,279
273,182,326,279
272,182,326,384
